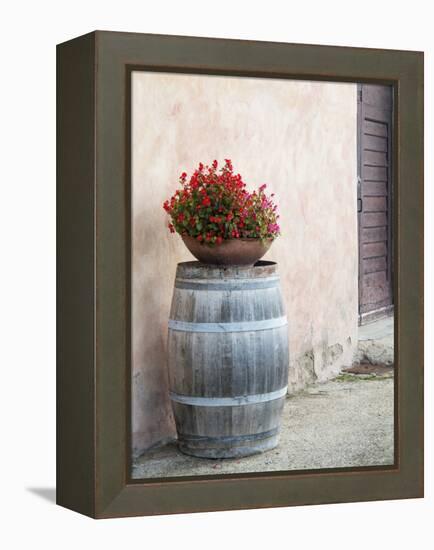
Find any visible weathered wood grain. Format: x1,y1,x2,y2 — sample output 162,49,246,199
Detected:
362,242,387,259
167,261,289,458
358,84,393,319
363,149,388,166
362,212,388,228
363,120,388,138
363,196,387,213
363,256,387,274
363,181,388,197
362,165,387,181
361,226,387,243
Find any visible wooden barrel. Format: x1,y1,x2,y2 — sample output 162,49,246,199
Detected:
167,261,289,458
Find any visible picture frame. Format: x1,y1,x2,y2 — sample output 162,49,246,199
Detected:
57,30,423,518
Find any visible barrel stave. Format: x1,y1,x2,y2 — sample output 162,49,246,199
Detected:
171,399,285,437
168,327,288,398
170,286,285,323
172,399,285,458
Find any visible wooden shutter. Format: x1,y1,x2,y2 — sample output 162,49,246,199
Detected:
357,84,393,322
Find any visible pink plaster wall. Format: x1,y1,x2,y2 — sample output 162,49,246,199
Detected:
131,72,358,456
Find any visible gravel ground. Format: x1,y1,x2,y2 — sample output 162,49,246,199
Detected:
132,371,394,479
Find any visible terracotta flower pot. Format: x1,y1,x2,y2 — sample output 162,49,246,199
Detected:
182,235,272,266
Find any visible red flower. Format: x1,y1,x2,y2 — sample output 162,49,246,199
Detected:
163,160,281,243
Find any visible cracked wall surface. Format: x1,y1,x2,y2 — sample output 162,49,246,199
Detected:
131,73,358,456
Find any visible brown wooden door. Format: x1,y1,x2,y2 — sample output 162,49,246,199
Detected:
357,84,393,323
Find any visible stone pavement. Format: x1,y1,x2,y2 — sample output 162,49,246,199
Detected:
132,370,394,479
359,316,394,340
355,315,394,366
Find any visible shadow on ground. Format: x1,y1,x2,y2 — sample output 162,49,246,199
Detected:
27,488,56,504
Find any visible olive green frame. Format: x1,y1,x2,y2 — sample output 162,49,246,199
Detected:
57,30,424,519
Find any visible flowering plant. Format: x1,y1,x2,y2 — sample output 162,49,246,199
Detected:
163,159,280,246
